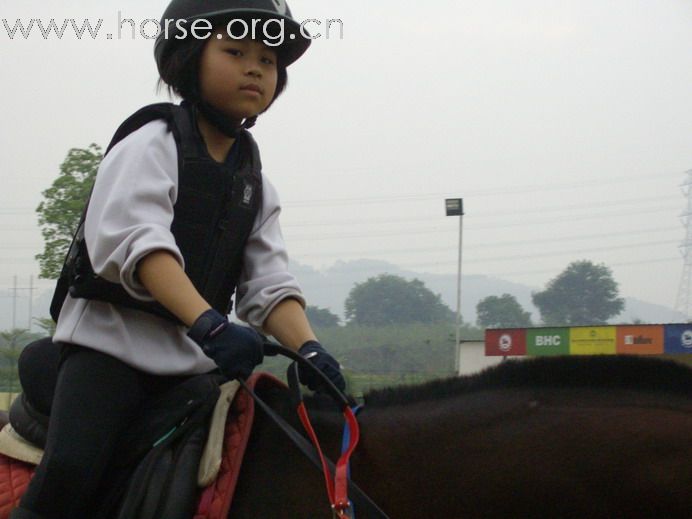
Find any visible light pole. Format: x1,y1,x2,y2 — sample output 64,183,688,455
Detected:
445,198,464,375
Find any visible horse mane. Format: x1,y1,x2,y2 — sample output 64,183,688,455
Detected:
363,355,692,407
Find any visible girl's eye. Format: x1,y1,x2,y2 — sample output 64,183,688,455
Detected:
261,56,275,66
226,49,242,56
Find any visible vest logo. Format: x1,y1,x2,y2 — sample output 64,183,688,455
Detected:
624,335,653,345
242,183,253,207
499,334,512,352
535,335,561,347
272,0,288,15
682,330,692,348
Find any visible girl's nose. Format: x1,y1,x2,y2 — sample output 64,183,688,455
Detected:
246,62,262,78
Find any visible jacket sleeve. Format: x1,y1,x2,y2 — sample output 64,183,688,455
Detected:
84,120,183,301
235,175,305,328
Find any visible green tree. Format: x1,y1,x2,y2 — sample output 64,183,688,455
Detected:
34,317,57,336
305,305,340,327
476,294,532,328
532,260,625,326
345,274,454,326
36,144,102,279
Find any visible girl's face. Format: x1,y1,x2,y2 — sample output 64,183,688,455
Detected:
198,30,278,123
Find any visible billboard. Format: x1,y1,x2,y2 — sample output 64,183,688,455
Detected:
526,328,570,356
664,324,692,354
485,324,692,357
616,325,664,355
568,326,616,355
485,328,526,356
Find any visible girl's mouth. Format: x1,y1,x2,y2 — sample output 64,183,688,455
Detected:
240,84,263,94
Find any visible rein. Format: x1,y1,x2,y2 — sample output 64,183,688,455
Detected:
238,342,390,519
286,362,359,517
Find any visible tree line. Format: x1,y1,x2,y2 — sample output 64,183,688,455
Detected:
306,258,624,329
36,145,626,331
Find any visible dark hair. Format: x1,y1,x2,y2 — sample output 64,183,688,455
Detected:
156,34,288,123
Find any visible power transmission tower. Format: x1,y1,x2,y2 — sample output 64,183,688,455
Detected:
675,170,692,320
2,276,38,332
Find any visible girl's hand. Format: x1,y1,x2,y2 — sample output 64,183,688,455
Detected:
188,309,264,380
294,341,346,392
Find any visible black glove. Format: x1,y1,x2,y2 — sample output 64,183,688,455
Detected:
187,309,263,380
295,340,346,392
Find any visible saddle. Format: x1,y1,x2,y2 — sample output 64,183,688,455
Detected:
0,372,285,519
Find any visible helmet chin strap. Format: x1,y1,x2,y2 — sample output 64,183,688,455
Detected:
195,99,256,138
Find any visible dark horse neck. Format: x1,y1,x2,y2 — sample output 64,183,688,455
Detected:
230,357,692,519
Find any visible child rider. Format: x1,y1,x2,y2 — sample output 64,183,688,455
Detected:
10,1,344,518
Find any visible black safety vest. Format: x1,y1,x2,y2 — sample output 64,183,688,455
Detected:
49,102,263,323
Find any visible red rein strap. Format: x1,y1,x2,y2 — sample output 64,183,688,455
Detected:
297,402,360,518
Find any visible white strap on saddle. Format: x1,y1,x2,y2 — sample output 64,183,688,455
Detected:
197,379,240,487
0,423,43,465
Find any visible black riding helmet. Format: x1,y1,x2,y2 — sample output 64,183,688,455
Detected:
155,0,311,69
155,0,311,136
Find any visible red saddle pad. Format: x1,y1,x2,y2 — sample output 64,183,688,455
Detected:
194,372,284,519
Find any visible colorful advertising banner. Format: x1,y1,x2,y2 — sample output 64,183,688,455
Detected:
485,324,692,357
569,326,616,355
616,325,664,355
485,328,526,356
664,324,692,354
526,328,570,356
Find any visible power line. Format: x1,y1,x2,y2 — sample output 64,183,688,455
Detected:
282,204,675,242
0,220,679,265
0,171,678,214
0,276,38,331
281,193,680,228
282,171,678,208
290,240,678,263
289,233,679,260
4,223,672,263
465,239,678,264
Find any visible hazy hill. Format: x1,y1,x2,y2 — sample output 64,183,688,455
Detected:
0,259,686,331
291,259,687,326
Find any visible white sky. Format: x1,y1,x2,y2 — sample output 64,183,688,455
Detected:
1,0,691,312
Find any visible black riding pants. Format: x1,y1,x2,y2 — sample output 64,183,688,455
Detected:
12,337,186,519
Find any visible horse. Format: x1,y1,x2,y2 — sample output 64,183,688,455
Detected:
229,354,692,518
1,355,691,518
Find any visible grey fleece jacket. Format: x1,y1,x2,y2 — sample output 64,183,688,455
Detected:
53,119,304,375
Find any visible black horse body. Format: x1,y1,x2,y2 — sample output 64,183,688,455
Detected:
230,355,692,519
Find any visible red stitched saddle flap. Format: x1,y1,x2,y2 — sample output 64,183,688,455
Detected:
194,372,285,519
